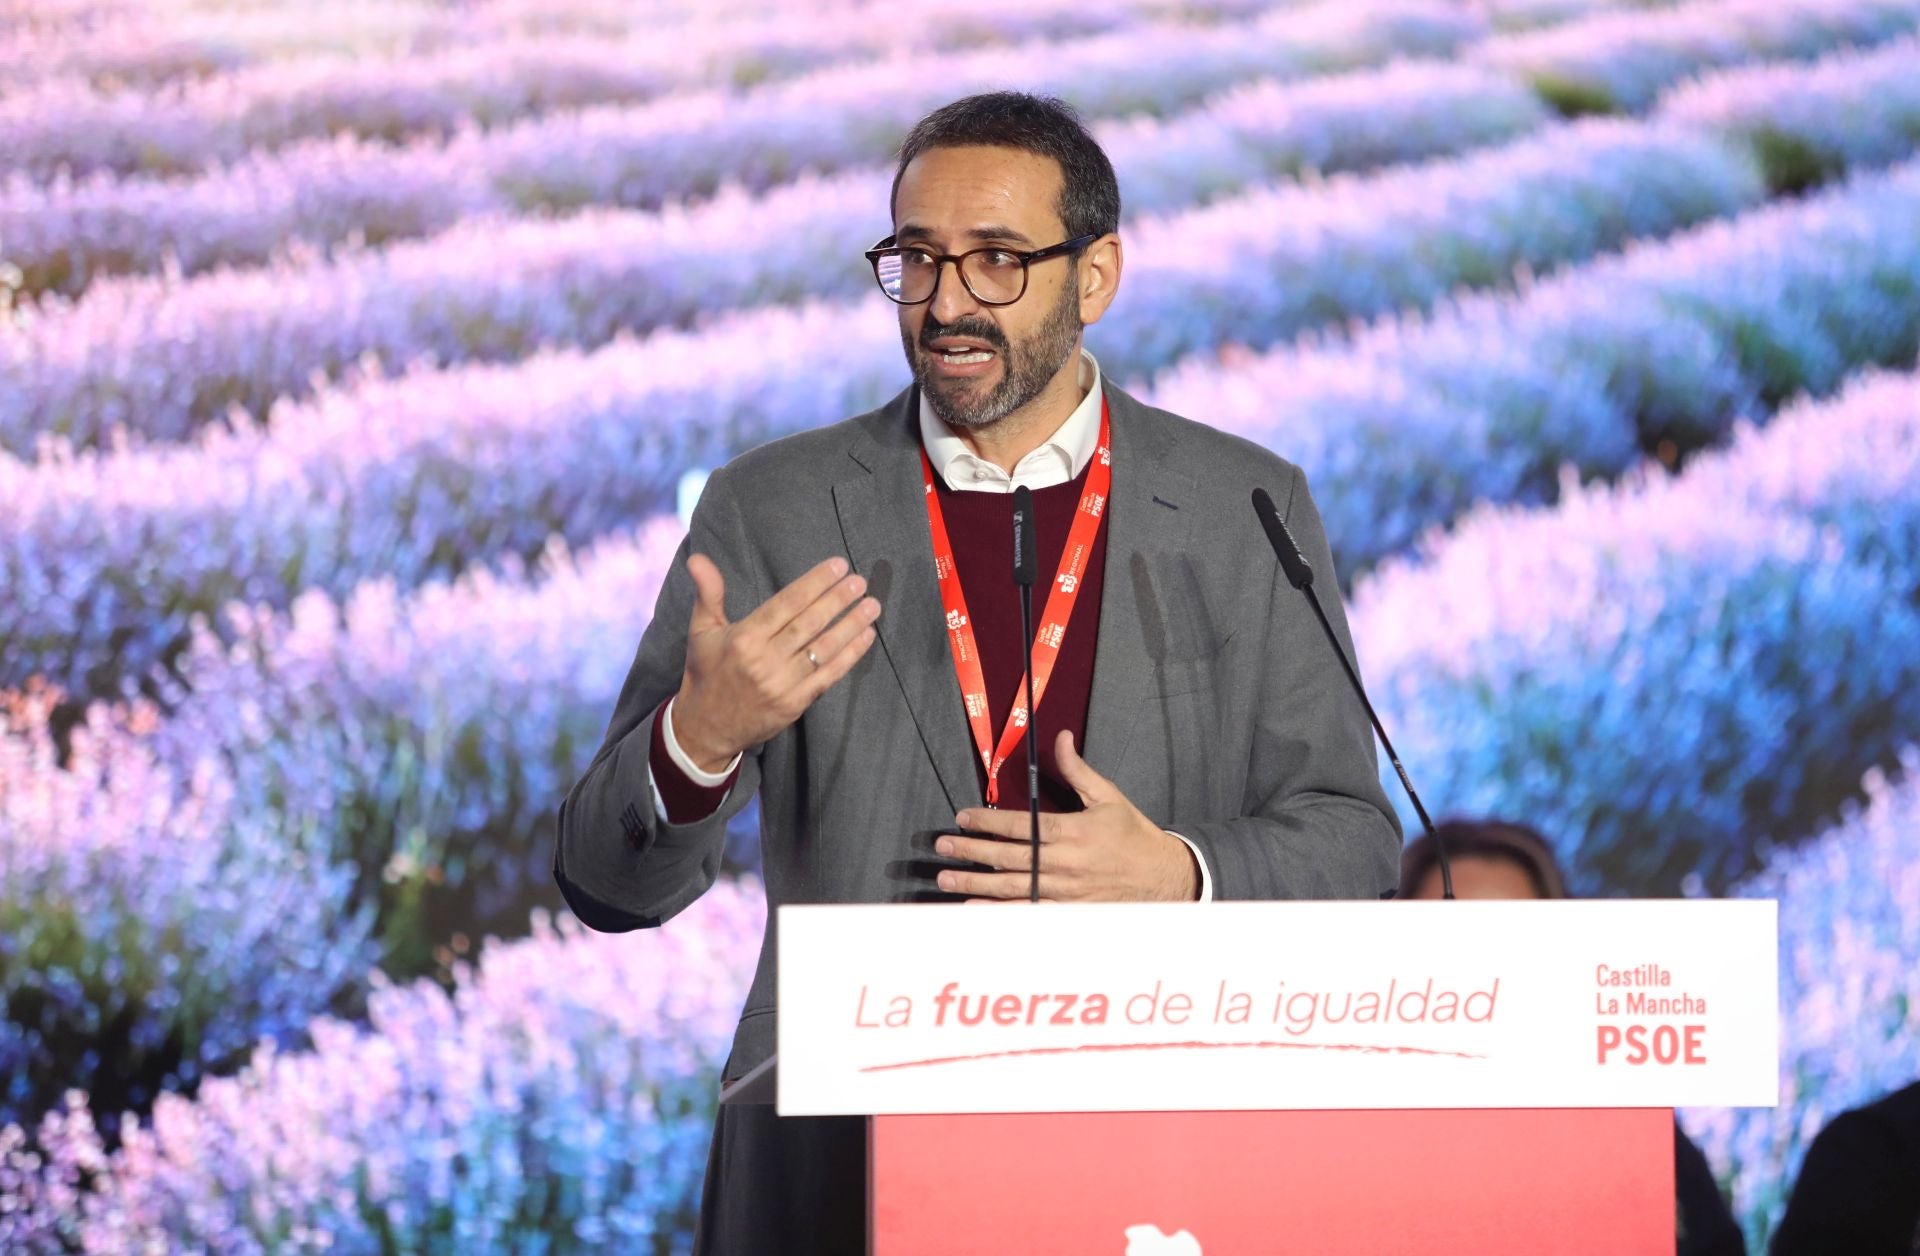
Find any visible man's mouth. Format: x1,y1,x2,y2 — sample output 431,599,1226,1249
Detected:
924,336,1000,377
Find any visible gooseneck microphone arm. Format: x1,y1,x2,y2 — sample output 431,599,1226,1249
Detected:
1011,485,1042,904
1249,487,1454,900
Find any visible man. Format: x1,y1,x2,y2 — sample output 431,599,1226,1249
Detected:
555,91,1401,1254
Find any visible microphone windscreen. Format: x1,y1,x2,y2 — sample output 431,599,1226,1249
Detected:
1250,487,1314,590
1012,485,1037,586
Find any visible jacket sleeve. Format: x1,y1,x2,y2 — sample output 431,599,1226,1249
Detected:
1174,463,1404,900
553,463,764,931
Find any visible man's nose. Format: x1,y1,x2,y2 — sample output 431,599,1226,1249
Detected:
926,258,984,326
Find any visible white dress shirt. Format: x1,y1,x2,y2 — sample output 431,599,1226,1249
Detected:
917,347,1105,493
656,348,1214,900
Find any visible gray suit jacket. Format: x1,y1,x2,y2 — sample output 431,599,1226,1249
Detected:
554,378,1402,1085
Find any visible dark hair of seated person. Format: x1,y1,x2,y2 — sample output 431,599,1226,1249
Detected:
1397,817,1568,901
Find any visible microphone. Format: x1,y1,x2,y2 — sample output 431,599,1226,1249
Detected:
1249,487,1453,900
1012,484,1037,586
1011,486,1042,904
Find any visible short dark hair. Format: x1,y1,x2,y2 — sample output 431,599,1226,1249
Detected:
890,92,1121,241
1398,818,1569,900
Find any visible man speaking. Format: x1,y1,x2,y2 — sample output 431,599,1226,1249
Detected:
555,92,1401,1253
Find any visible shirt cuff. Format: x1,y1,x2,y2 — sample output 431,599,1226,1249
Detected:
662,694,741,785
647,695,741,824
1166,830,1213,902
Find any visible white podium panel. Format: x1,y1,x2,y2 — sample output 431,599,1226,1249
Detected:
776,899,1777,1116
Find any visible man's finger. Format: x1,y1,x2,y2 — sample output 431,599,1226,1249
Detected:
786,596,881,688
1055,729,1117,807
739,556,850,642
792,621,879,705
951,806,1060,842
686,553,730,633
769,574,868,662
937,868,1056,900
936,834,1035,872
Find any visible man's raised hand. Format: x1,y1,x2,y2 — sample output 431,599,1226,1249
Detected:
670,553,881,773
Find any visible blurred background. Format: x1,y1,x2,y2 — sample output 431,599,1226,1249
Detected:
1,0,1917,1249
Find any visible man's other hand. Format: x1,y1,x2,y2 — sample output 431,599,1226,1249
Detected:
933,730,1201,902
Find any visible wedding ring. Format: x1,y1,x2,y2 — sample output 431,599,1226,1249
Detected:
807,649,820,668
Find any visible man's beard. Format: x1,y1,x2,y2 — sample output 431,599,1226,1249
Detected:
903,279,1082,431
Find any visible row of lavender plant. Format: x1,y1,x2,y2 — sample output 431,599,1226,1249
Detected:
0,0,1473,186
1683,750,1920,1251
143,519,689,967
0,0,1281,97
0,683,375,1136
0,877,763,1255
0,0,1487,307
1348,366,1920,896
1149,152,1920,577
0,516,682,1130
0,114,1757,457
1,57,1553,301
0,32,790,183
0,120,1766,701
1475,0,1920,112
1658,33,1920,191
0,2,494,94
13,134,1920,709
17,0,1899,304
1096,117,1758,376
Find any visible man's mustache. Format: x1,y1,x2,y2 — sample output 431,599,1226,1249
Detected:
918,319,1009,352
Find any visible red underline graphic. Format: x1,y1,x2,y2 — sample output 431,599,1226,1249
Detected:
860,1039,1487,1073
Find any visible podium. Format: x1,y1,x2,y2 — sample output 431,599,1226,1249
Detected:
729,900,1777,1254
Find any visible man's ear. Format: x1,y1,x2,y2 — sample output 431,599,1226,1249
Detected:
1079,233,1123,326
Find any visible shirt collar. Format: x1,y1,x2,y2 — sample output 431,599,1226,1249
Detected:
918,348,1104,493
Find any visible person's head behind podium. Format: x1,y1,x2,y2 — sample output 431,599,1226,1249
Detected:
1398,818,1567,901
873,92,1124,440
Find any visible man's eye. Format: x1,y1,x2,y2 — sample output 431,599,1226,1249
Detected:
980,251,1020,269
900,251,936,269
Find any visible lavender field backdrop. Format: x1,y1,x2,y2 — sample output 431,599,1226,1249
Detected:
1,0,1917,1249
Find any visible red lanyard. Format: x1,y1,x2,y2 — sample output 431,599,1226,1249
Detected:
919,399,1112,806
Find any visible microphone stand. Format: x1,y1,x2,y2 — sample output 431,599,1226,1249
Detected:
1250,488,1454,899
1012,486,1042,903
1020,584,1041,903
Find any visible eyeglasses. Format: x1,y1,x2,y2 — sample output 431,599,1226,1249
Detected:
864,233,1097,306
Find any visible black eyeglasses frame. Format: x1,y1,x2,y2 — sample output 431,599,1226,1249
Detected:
863,232,1099,306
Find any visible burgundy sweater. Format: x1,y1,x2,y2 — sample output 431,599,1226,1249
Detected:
651,459,1109,819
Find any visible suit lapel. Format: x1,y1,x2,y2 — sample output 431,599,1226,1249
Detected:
1084,384,1195,779
834,389,984,815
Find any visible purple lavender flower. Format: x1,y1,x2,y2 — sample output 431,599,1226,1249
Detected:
1477,0,1920,114
0,878,764,1254
2,111,1756,456
1347,364,1920,893
0,683,374,1136
0,0,1483,183
2,57,1547,301
1149,157,1920,578
1660,34,1920,191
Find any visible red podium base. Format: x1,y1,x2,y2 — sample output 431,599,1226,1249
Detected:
871,1107,1672,1254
